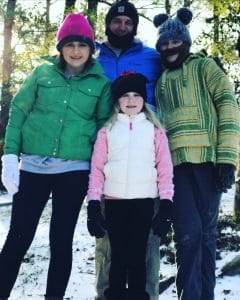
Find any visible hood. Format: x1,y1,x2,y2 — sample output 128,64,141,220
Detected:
160,51,206,95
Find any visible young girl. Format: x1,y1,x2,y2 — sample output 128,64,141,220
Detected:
87,72,174,300
0,13,111,300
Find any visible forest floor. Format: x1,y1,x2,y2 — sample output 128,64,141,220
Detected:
0,188,239,300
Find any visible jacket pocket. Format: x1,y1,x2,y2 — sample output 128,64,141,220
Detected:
73,85,100,116
37,79,65,106
165,106,211,150
77,84,102,98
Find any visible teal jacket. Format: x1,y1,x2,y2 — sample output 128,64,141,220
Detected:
155,52,240,167
4,56,112,160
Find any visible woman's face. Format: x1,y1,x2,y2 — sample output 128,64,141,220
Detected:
118,91,144,116
159,40,183,62
62,41,91,74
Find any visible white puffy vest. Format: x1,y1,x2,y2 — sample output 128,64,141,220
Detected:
103,113,158,199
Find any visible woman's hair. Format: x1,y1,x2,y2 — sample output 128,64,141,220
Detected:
105,101,163,130
57,50,94,72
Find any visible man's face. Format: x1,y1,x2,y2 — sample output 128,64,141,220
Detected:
109,16,134,36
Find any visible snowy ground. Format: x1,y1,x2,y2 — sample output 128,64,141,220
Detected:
0,189,239,300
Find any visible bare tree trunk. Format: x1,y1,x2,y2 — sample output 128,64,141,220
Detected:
164,0,192,14
237,35,240,57
0,0,17,190
234,150,240,221
233,36,240,221
213,4,220,46
87,0,98,31
44,0,51,54
64,0,76,18
184,0,194,7
165,0,171,14
0,0,16,139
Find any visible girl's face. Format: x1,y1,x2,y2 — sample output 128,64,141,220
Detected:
62,41,91,74
118,92,144,116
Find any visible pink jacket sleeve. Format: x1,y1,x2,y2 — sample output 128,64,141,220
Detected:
87,127,108,201
154,127,174,201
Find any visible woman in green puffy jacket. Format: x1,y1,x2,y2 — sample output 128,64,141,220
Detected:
0,13,112,300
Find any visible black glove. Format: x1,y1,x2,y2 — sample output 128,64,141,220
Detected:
215,163,235,193
152,199,173,239
87,201,106,238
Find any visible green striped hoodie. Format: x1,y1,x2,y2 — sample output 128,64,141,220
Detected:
155,52,240,167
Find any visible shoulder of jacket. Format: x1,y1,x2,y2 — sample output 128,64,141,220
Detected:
95,42,112,55
88,60,110,81
143,119,155,129
25,64,54,81
141,44,159,55
154,126,165,136
34,63,56,73
188,52,212,63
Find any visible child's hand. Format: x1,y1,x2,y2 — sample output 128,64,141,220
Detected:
87,200,106,238
152,199,173,239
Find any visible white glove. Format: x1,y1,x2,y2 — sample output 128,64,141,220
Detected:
1,154,20,195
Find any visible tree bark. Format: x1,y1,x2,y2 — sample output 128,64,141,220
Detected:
237,35,240,57
0,0,17,190
87,0,98,30
0,0,17,139
165,0,171,14
44,0,51,54
233,36,240,221
234,153,240,221
64,0,76,18
183,0,191,7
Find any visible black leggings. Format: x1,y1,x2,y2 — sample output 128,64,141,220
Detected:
105,198,154,296
0,170,89,298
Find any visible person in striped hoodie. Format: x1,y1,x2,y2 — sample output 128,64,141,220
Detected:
153,7,240,300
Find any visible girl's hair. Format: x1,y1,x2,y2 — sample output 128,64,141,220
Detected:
106,102,163,130
58,51,94,71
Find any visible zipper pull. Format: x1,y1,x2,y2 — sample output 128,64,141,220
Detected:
129,121,133,130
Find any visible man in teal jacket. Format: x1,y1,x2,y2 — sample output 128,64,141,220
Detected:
92,1,163,300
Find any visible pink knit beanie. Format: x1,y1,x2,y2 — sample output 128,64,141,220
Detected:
56,13,95,51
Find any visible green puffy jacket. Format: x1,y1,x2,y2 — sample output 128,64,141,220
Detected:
4,56,112,160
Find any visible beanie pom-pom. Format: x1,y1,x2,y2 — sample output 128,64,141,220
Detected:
153,14,169,28
177,7,192,25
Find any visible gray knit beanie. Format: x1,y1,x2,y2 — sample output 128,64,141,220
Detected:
153,7,193,51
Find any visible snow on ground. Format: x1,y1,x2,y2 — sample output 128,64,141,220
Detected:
0,189,240,300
